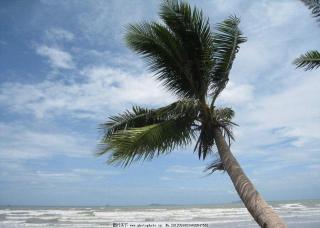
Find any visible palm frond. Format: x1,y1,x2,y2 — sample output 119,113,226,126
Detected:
293,50,320,70
215,107,235,121
301,0,320,23
101,106,156,139
194,116,215,160
101,99,200,138
160,0,214,101
105,118,194,167
98,99,200,166
214,107,237,146
125,0,215,100
210,16,247,105
194,107,236,160
204,158,225,174
125,22,193,98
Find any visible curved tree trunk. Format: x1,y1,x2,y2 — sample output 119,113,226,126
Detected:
213,128,286,228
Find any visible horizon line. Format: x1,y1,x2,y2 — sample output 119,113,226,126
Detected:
1,198,319,208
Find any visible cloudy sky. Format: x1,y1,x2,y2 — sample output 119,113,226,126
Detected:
0,0,319,206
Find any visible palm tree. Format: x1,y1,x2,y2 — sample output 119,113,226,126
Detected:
98,1,286,227
293,0,320,70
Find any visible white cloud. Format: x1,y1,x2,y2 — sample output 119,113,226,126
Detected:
75,1,157,45
244,1,300,30
0,165,119,185
0,66,175,120
247,73,320,146
0,122,93,160
73,48,145,71
218,82,254,105
160,176,174,181
36,45,74,69
165,165,204,175
228,72,320,176
45,28,74,42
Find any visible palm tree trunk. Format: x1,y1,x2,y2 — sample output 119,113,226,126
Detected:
213,128,286,228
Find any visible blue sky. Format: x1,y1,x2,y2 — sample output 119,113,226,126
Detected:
0,0,319,206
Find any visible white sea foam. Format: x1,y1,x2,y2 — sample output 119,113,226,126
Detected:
279,203,306,209
0,201,319,228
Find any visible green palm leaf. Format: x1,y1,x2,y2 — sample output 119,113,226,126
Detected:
101,106,155,139
125,0,215,101
99,99,200,166
125,22,194,98
159,0,214,101
101,99,200,138
293,50,320,70
204,158,225,174
301,0,320,23
210,16,247,104
105,119,194,166
194,107,236,160
214,107,237,145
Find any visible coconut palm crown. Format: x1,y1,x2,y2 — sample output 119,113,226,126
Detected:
98,0,246,168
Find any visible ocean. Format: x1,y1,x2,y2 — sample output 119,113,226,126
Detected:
0,200,319,227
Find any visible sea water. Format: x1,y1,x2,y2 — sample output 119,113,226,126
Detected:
0,200,319,227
